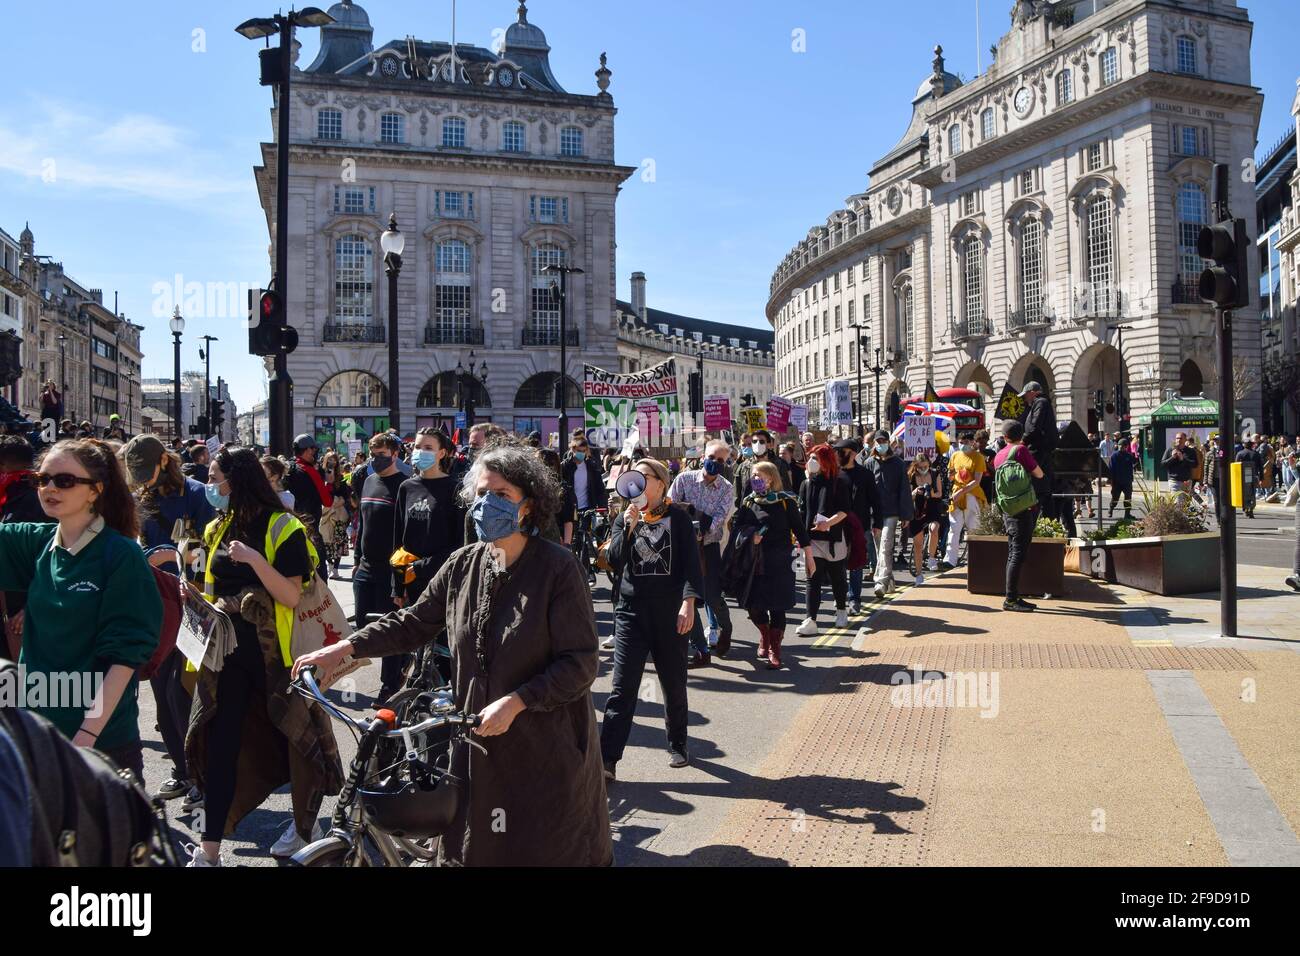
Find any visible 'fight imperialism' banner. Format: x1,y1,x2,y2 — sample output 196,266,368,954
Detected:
584,359,682,449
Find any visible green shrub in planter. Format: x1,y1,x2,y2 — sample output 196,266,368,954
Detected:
1033,517,1067,538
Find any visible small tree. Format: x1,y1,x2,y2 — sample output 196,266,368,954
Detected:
1232,355,1260,404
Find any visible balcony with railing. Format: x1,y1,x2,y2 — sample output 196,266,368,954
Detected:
424,324,485,345
950,313,992,344
1170,277,1206,306
1007,304,1051,333
323,323,386,344
1071,284,1124,321
520,326,580,348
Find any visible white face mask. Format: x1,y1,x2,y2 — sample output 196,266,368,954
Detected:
753,441,767,456
806,458,821,476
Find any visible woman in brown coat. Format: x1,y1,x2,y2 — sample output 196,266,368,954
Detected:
293,438,611,866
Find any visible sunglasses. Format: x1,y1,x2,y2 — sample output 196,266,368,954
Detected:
32,472,99,490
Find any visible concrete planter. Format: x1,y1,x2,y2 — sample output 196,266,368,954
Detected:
1079,532,1220,596
966,535,1067,597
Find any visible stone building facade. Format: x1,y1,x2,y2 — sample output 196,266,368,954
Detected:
1262,79,1299,434
768,0,1264,435
253,1,633,446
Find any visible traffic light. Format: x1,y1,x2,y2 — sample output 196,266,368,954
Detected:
191,415,209,436
249,287,299,356
210,398,226,433
1093,389,1105,421
1197,217,1250,309
688,371,703,414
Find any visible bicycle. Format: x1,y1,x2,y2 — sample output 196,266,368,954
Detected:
287,665,480,867
571,507,609,585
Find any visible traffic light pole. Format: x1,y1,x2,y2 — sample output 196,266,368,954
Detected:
269,15,295,457
1217,304,1237,638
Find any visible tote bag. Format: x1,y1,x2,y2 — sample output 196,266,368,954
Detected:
290,574,367,689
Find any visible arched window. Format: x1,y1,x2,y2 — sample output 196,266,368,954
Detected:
560,126,584,157
529,244,566,334
334,234,373,324
417,371,490,409
1056,69,1073,106
442,116,466,148
316,370,387,408
1175,35,1198,74
948,124,962,157
514,372,580,408
434,239,472,337
981,108,995,141
1019,218,1045,321
962,235,985,328
1178,359,1203,397
1177,182,1209,290
1085,196,1114,309
502,121,525,152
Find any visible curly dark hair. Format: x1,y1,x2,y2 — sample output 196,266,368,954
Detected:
459,437,560,536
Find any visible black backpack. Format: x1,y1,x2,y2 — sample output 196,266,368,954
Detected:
0,660,180,867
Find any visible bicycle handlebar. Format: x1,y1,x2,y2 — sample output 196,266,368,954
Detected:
293,666,479,736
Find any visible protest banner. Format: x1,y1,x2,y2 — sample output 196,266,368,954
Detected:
995,382,1028,421
704,394,732,431
583,358,681,449
790,404,809,432
824,380,853,427
739,406,766,432
903,415,937,460
766,395,793,433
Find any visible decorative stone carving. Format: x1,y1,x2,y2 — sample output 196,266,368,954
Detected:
480,117,489,142
300,91,327,107
357,107,366,133
538,122,548,145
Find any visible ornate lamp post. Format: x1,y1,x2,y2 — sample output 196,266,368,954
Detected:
381,214,405,435
169,307,184,443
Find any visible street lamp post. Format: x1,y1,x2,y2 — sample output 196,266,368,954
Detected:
236,6,334,457
543,263,584,443
456,351,489,427
125,371,135,437
381,214,405,436
170,307,184,443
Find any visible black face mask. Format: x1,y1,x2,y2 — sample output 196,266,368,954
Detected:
371,454,393,472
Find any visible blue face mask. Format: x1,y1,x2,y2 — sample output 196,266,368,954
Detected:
741,446,755,458
205,481,229,511
411,449,440,473
703,458,721,476
573,450,586,462
470,492,524,542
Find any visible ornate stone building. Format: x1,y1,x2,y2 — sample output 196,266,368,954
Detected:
253,1,634,446
768,0,1264,434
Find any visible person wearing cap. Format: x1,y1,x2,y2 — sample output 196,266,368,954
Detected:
102,413,127,442
1019,381,1058,519
833,437,879,613
119,433,216,803
285,431,332,526
863,429,913,596
600,457,704,776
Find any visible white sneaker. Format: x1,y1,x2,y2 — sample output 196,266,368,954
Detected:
184,843,221,868
600,635,616,650
873,579,886,598
926,557,938,571
795,617,818,637
914,573,925,586
270,819,324,858
706,628,719,649
835,609,849,628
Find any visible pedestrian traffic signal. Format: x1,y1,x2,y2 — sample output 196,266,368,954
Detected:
191,415,209,436
1093,389,1105,420
1197,217,1250,309
688,371,703,414
210,398,226,432
249,287,299,356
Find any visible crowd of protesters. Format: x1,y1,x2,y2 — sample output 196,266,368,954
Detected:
2,391,1299,868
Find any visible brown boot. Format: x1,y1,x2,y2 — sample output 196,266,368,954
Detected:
767,627,784,669
756,624,770,660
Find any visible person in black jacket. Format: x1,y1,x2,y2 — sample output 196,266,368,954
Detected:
600,458,703,777
0,435,51,658
393,428,465,604
834,437,879,612
795,444,854,637
1020,381,1058,519
354,432,408,703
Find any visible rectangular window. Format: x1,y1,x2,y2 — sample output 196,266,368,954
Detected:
437,190,473,218
1020,169,1034,195
1100,47,1118,86
847,266,855,286
442,117,466,148
1086,142,1104,172
1056,69,1073,107
502,121,525,152
848,299,855,325
822,310,828,336
833,272,840,291
317,109,343,140
834,305,841,330
335,186,376,214
835,345,843,375
961,192,977,216
812,283,818,302
981,108,995,141
823,349,829,378
530,196,569,224
1020,218,1044,322
560,126,584,157
1176,36,1198,75
380,113,405,144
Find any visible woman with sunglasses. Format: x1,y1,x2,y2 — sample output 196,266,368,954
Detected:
0,439,162,782
184,446,342,867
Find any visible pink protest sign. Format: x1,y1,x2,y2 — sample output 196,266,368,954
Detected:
766,396,792,433
704,395,732,431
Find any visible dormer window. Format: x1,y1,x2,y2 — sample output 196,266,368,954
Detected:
747,340,758,349
710,335,720,344
692,331,702,342
657,323,669,334
729,337,740,347
674,328,684,338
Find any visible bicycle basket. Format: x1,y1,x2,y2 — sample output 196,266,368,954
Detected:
358,766,464,839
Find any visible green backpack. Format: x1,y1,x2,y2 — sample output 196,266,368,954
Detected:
995,450,1038,517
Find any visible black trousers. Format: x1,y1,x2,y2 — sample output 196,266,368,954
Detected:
100,738,145,787
202,625,267,842
1004,509,1036,601
748,608,787,629
600,598,689,763
1109,483,1133,512
1032,460,1056,520
148,648,193,780
807,557,847,618
353,574,405,693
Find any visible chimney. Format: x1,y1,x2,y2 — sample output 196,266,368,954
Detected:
630,271,647,320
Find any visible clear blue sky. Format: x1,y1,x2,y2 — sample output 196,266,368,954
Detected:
2,0,1296,412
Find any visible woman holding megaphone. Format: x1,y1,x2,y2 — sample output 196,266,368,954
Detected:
599,459,704,779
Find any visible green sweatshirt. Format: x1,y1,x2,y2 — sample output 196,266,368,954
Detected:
0,522,162,749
